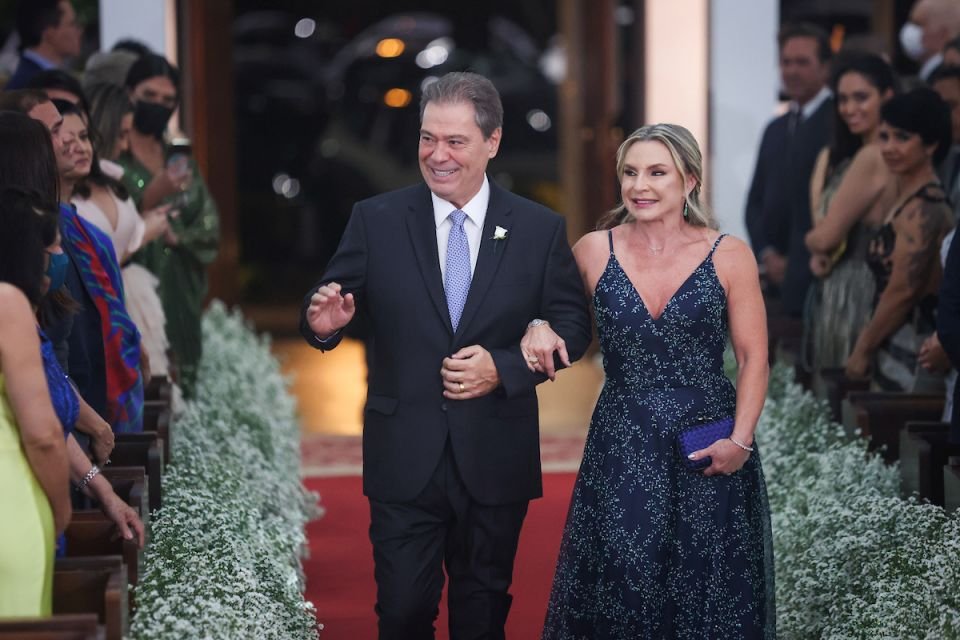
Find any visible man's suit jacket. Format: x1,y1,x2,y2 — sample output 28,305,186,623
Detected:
300,180,592,505
5,55,44,90
745,98,833,316
938,231,960,443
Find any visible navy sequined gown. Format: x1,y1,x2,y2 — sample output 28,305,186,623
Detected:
543,232,775,639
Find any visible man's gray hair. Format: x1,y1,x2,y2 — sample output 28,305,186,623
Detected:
419,72,503,139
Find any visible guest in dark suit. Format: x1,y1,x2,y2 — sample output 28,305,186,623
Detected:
300,72,591,639
745,23,833,319
5,1,82,91
939,231,960,443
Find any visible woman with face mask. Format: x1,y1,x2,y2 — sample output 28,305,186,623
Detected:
803,54,899,379
116,53,220,396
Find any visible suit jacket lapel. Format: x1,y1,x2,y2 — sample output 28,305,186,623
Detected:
405,185,453,333
455,184,513,340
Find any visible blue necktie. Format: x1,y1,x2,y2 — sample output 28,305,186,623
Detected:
444,209,471,330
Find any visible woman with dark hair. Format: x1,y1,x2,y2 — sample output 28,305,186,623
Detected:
846,88,955,391
0,187,71,616
65,93,173,378
117,53,219,395
86,82,134,161
803,54,898,376
50,100,145,433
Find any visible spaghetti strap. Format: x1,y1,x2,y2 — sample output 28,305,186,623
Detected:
607,229,615,254
707,233,728,258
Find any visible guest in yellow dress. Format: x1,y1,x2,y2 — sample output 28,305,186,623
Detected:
0,187,72,617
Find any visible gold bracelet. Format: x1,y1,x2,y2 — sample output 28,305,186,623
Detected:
729,437,754,453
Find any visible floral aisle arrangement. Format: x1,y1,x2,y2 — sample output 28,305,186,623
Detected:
130,303,321,639
761,365,960,639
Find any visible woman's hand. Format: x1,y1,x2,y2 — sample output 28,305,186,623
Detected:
141,203,174,245
845,348,871,380
809,252,832,278
99,491,145,548
520,321,569,380
90,421,115,466
691,438,751,476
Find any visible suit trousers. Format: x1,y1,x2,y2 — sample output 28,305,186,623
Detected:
369,440,529,640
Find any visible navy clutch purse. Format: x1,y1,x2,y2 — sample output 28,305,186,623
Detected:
677,416,734,470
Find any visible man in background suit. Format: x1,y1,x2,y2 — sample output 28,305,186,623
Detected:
300,72,591,639
939,231,960,444
6,1,81,90
745,23,833,327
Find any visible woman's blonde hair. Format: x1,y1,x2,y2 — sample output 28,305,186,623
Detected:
599,123,716,230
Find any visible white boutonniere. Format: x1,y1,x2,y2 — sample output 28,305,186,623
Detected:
491,226,508,254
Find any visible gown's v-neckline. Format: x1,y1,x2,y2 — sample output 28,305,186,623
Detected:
609,252,714,322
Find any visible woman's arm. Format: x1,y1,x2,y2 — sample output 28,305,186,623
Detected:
72,391,114,465
847,199,947,375
689,237,768,476
720,237,769,446
806,145,888,253
0,285,71,533
65,435,145,547
809,147,830,225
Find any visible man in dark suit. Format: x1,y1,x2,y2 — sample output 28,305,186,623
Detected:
6,1,81,91
939,231,960,443
745,23,833,320
300,72,591,639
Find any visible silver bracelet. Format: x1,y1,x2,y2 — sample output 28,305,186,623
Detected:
729,437,754,453
77,464,101,491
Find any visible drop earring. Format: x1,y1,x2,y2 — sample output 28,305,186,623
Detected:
683,201,689,221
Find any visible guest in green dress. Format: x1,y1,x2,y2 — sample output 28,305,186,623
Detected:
804,54,898,375
115,53,219,395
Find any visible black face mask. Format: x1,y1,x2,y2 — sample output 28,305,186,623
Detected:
133,101,174,138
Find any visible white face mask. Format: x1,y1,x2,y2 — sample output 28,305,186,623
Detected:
900,22,926,61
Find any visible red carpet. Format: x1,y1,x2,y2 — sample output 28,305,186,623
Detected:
303,473,576,639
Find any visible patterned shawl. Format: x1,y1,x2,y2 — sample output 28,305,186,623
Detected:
59,204,143,432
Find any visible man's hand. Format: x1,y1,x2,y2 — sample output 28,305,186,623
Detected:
306,282,356,338
762,250,787,285
520,322,570,381
441,345,500,399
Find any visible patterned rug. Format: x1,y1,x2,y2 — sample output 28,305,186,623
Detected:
301,433,587,477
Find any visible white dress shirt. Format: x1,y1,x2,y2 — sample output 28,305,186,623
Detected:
432,175,490,280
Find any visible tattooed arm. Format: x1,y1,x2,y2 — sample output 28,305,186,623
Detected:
848,198,948,373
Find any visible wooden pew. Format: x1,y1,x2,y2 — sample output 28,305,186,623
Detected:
65,511,141,589
811,367,871,424
899,422,959,506
945,458,960,513
112,432,163,512
53,557,127,640
142,402,171,464
100,467,148,526
0,613,102,639
143,375,171,403
841,392,945,463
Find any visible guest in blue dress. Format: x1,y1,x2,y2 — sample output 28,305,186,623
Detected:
523,124,775,638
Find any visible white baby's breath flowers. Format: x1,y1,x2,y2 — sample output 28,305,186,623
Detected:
763,363,960,639
130,303,322,640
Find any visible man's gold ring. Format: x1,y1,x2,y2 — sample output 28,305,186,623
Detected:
458,382,465,393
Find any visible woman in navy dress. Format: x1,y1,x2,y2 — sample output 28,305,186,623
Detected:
523,124,775,638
